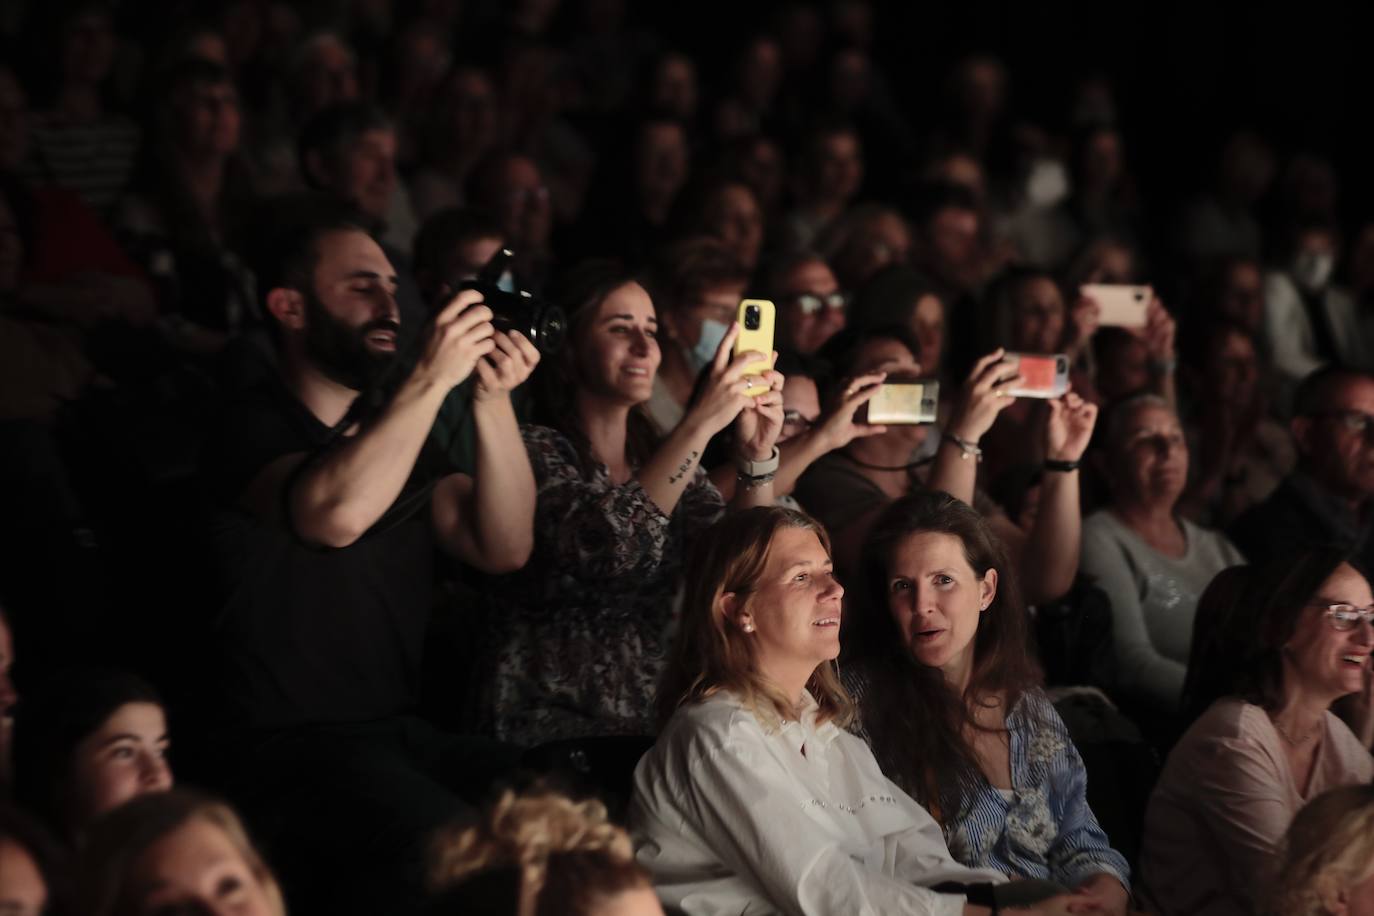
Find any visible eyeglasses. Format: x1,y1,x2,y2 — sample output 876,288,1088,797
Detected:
1318,604,1374,630
790,292,847,315
1306,410,1374,435
782,409,815,434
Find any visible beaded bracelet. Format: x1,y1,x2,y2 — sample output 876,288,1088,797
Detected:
942,431,983,462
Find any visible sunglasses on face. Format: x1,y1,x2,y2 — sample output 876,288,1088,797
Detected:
790,292,847,315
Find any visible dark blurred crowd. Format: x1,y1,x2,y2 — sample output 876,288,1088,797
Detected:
1,1,1374,915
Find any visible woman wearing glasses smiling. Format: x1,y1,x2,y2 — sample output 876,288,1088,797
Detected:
1138,550,1374,916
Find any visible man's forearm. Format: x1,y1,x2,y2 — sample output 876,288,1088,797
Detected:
465,394,536,569
290,371,448,547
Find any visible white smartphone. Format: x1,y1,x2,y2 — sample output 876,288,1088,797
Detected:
1081,283,1152,328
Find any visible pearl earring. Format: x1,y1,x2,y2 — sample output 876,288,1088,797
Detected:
743,622,755,633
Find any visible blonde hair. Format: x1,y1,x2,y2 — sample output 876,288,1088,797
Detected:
1269,784,1374,915
78,789,286,916
657,506,853,731
428,788,647,915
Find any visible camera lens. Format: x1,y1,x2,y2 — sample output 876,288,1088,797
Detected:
744,305,760,330
1056,356,1068,372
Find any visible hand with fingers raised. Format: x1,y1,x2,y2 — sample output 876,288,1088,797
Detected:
948,348,1020,445
415,289,498,391
734,356,786,461
473,329,541,402
813,371,890,451
1046,390,1099,462
685,323,769,439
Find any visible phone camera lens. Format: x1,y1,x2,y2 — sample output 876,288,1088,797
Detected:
1056,356,1068,372
744,306,760,330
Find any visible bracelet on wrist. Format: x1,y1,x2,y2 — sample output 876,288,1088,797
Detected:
735,445,780,477
942,431,983,462
736,471,776,490
1043,458,1081,473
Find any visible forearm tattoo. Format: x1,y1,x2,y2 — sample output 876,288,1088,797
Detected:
669,450,699,485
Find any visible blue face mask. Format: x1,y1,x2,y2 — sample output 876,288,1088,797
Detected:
686,319,730,374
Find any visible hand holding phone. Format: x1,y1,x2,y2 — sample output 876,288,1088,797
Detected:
733,299,775,397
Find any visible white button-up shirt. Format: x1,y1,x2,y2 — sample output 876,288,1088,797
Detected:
630,690,1005,915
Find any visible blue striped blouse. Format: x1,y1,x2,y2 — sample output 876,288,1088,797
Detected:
850,679,1131,890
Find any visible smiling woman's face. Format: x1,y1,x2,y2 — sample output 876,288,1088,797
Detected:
574,282,661,406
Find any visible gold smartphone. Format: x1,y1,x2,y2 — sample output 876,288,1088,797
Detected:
734,298,776,397
866,379,940,424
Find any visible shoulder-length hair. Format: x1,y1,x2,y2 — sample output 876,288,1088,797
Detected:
531,259,662,477
1182,548,1351,722
77,789,285,916
847,490,1042,821
657,506,853,731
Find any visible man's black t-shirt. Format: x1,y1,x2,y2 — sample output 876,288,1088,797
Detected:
201,375,452,729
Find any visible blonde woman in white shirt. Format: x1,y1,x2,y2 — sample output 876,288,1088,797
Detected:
629,506,1081,916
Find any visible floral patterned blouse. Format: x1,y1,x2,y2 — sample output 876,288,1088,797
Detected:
478,424,725,746
848,675,1130,890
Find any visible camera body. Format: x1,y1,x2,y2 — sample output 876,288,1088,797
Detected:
456,249,567,355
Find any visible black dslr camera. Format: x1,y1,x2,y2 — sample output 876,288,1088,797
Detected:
457,249,566,355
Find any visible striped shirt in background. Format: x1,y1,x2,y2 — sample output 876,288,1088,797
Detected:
846,673,1132,891
27,114,140,216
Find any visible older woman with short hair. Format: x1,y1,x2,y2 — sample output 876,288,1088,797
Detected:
629,506,1080,916
1080,394,1244,714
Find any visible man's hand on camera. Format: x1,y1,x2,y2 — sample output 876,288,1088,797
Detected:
416,290,497,390
474,329,540,401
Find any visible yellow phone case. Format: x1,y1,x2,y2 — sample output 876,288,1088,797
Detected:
734,298,776,397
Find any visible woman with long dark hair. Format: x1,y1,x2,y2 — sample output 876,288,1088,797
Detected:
478,259,783,745
631,506,1079,915
1139,549,1374,915
845,491,1130,914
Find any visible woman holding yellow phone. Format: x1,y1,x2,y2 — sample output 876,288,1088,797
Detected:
477,260,786,745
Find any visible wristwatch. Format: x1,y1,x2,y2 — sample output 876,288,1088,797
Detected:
735,446,780,478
